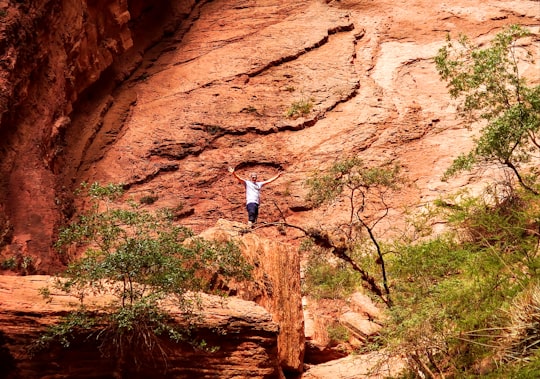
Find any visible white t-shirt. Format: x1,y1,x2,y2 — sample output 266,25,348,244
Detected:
244,180,263,204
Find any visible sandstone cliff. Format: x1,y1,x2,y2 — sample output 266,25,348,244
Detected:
200,219,305,373
0,0,538,276
0,0,539,378
0,0,198,270
0,219,303,378
0,275,282,379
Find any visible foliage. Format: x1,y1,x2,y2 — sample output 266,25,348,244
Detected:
0,254,35,274
308,155,399,198
385,185,540,377
500,284,540,364
435,25,540,193
285,97,314,118
39,182,252,369
327,322,350,345
0,256,16,270
139,194,158,205
305,157,401,305
303,250,361,300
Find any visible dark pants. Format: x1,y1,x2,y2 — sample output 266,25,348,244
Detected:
246,202,259,223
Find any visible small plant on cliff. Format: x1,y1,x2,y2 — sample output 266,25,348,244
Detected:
139,194,158,205
285,97,314,118
0,254,35,275
435,25,540,193
304,157,402,306
0,256,16,270
36,182,252,371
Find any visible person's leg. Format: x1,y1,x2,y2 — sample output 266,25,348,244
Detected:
253,203,259,223
246,203,255,224
246,203,259,227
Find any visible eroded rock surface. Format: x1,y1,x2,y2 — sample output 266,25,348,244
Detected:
200,219,305,373
0,275,282,379
62,0,540,251
0,0,198,270
0,0,538,278
0,0,539,378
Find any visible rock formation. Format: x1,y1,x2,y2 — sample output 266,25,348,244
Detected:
0,0,538,377
199,219,305,374
0,275,282,378
0,0,538,273
0,0,198,270
0,220,303,378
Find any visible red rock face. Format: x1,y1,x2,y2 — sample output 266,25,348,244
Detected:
0,0,538,376
0,0,538,273
0,275,282,379
0,0,197,271
199,219,305,373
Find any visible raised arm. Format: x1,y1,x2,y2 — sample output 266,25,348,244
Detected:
228,167,246,183
260,170,282,186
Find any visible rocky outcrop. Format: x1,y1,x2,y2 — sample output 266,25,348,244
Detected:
0,275,282,379
303,353,405,379
0,217,305,378
199,219,305,375
0,0,539,377
0,0,198,271
0,0,538,273
303,292,386,365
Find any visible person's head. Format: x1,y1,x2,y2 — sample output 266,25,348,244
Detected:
250,173,258,182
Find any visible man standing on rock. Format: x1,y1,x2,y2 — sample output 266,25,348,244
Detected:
229,167,282,228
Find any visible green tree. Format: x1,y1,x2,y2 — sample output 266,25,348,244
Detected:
385,184,540,377
37,182,252,369
435,25,540,193
305,157,401,306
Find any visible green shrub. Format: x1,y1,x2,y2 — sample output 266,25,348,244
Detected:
285,98,314,118
139,195,158,205
499,285,540,364
1,255,35,274
1,257,16,270
305,157,401,305
384,186,540,376
436,25,540,194
303,252,360,299
38,182,252,369
327,322,350,345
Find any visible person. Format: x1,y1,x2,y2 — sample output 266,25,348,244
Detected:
229,167,282,228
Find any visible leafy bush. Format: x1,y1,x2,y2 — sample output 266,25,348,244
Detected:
327,322,350,345
285,98,314,118
37,182,252,369
436,25,540,193
305,157,402,304
384,186,540,377
139,194,158,205
1,254,35,274
303,251,361,300
0,257,16,270
500,285,540,364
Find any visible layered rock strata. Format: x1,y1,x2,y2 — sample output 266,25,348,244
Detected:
0,0,198,270
199,219,305,375
0,275,282,379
